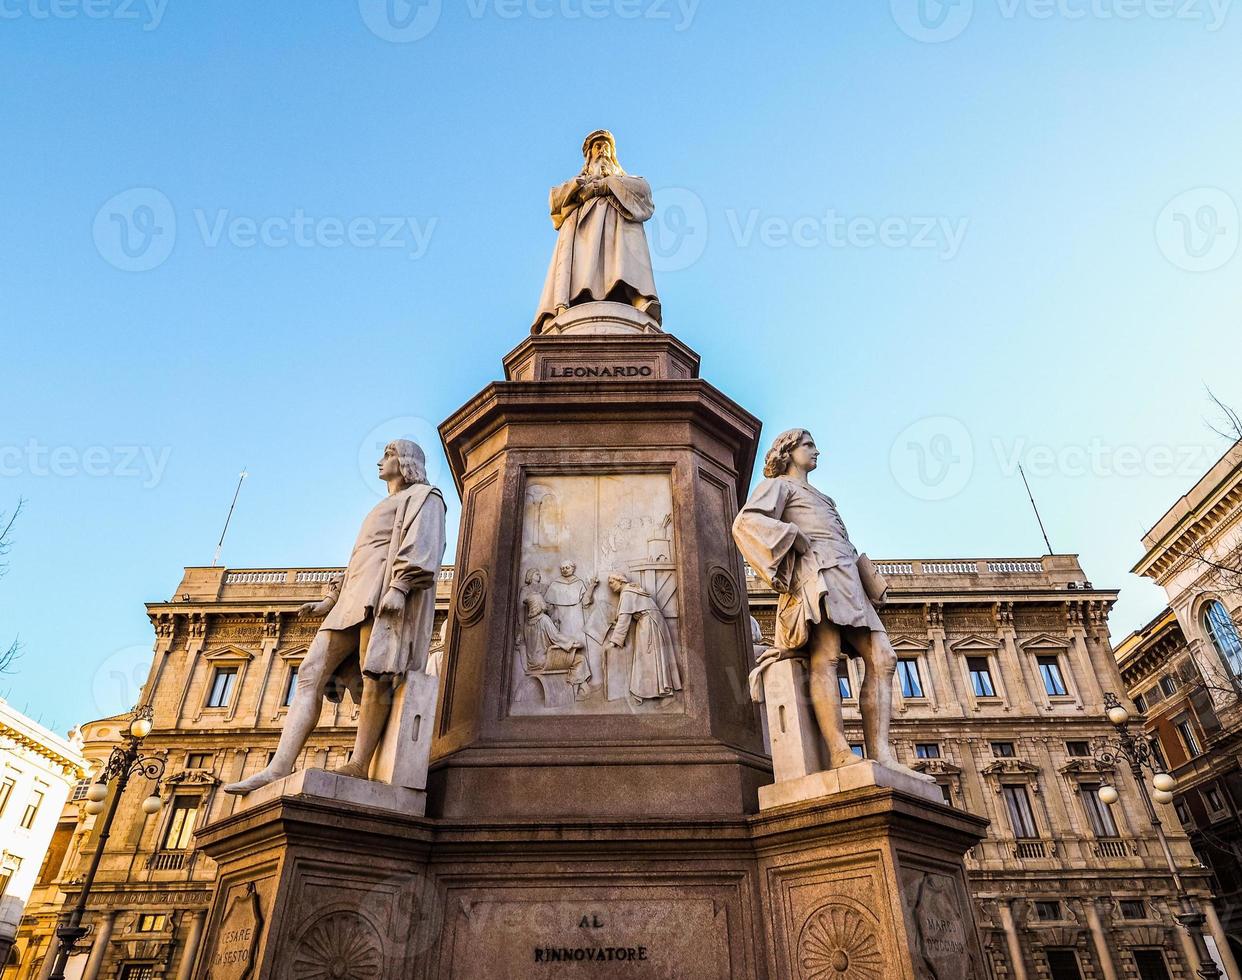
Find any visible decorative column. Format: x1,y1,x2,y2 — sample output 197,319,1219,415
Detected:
173,910,207,980
1204,904,1241,980
80,911,116,980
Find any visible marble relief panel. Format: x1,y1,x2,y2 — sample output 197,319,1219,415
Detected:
511,473,685,717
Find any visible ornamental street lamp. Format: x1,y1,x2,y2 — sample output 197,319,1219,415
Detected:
47,705,166,980
1096,692,1222,980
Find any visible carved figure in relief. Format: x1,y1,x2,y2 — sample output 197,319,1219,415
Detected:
543,561,598,647
732,429,932,783
602,572,683,704
225,439,446,795
523,593,592,699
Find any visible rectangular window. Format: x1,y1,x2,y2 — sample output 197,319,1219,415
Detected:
1038,656,1068,696
1034,901,1062,921
1119,900,1146,920
1204,785,1227,814
1173,799,1192,825
1065,741,1091,757
119,966,157,980
1002,784,1039,839
1131,949,1172,980
897,659,925,698
991,741,1016,758
1133,692,1147,712
837,661,851,700
0,777,14,816
160,796,200,851
136,914,167,932
282,665,300,707
915,744,941,759
1176,718,1201,757
1149,738,1167,770
1160,675,1178,697
1045,949,1084,980
20,789,44,829
1079,783,1119,837
185,753,213,770
849,744,865,758
206,667,238,708
968,657,996,697
0,869,10,897
938,783,952,805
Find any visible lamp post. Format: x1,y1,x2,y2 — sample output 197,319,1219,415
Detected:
1096,692,1222,980
47,705,165,980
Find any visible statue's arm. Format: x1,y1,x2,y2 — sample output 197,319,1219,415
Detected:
606,593,636,646
299,576,341,617
602,175,655,222
389,493,448,597
732,480,800,593
549,177,585,230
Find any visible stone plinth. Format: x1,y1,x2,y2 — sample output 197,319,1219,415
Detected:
434,328,769,820
194,783,989,979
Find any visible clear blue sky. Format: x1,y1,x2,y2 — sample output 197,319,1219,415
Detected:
3,0,1240,734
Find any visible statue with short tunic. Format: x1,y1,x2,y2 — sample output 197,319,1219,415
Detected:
733,429,933,785
224,439,447,795
532,130,661,334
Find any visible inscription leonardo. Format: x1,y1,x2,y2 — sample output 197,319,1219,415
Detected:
548,364,654,379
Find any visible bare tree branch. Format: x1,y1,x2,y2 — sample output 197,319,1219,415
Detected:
1203,385,1242,444
0,498,24,675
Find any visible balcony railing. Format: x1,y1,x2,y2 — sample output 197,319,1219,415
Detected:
1014,839,1056,860
147,850,190,871
1092,838,1134,859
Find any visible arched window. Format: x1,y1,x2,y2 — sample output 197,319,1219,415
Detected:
1202,599,1242,676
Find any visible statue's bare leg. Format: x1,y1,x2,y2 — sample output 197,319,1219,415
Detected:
223,628,358,795
807,620,865,770
332,675,396,779
847,627,936,782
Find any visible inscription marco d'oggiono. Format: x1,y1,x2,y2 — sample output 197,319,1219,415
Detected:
548,364,654,379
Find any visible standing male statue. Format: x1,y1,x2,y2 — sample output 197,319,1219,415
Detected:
732,429,932,783
225,439,447,795
532,130,661,334
602,572,682,705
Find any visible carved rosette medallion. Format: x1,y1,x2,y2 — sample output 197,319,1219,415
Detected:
707,564,742,620
288,910,384,980
455,569,488,626
798,902,883,980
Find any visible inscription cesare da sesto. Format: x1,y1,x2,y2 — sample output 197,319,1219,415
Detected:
213,925,254,967
548,365,654,379
533,912,652,965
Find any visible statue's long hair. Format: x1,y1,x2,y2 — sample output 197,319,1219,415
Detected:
763,428,811,479
388,439,428,486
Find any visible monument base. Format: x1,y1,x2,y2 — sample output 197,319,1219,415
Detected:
193,783,989,979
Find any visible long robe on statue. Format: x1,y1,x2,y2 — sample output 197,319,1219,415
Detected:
533,174,661,333
607,584,682,702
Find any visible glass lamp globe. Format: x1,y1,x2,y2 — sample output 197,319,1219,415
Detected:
1152,789,1175,805
84,798,106,816
1152,772,1177,793
1106,705,1130,726
1098,784,1120,806
141,795,163,815
129,716,153,739
86,783,108,803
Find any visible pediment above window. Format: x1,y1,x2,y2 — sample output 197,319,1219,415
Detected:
981,758,1041,778
890,634,931,652
948,634,1001,654
202,645,255,663
1018,632,1073,651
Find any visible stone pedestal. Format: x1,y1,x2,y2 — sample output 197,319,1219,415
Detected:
194,781,988,979
193,316,992,979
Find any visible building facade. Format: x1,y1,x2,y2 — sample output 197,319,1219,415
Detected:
1123,439,1242,970
0,699,85,973
5,557,1230,980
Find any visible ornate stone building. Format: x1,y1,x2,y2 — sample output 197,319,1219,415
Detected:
1119,439,1242,971
0,699,85,973
5,557,1230,980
